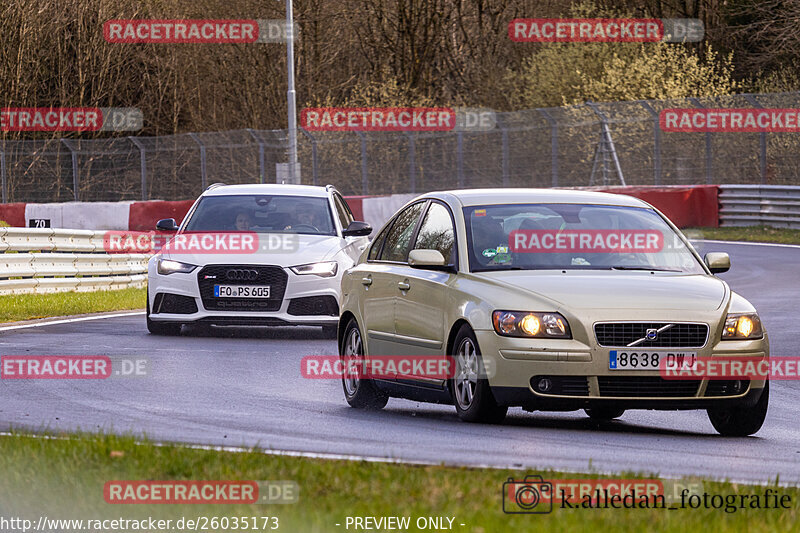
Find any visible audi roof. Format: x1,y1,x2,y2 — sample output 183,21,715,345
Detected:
202,183,332,197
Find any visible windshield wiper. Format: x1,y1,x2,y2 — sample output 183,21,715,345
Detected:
472,266,524,272
610,266,681,272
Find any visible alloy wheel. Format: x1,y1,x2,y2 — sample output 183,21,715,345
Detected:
342,327,363,397
454,337,479,410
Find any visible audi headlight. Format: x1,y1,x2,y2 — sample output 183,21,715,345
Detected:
290,261,338,277
157,258,197,275
492,311,571,338
722,313,763,340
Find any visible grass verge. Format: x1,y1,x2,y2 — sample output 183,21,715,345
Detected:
0,432,796,532
0,287,145,323
686,226,800,245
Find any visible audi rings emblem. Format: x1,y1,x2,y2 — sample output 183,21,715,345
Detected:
225,268,259,281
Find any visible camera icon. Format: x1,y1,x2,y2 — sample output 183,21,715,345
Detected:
502,475,553,514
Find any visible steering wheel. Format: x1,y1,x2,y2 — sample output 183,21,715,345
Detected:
290,223,319,233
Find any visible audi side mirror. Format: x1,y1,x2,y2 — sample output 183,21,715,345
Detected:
342,220,372,237
156,218,179,232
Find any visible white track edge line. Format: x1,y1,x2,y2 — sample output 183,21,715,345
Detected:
0,311,145,332
692,239,800,249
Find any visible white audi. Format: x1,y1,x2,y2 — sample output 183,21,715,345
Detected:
146,184,371,336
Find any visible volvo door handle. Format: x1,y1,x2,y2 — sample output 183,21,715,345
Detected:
397,281,410,291
361,277,373,286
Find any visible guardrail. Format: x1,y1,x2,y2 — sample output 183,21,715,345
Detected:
719,185,800,229
0,228,150,295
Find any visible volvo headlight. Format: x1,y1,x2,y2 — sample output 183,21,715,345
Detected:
721,313,763,340
157,258,197,275
492,311,571,338
290,261,338,277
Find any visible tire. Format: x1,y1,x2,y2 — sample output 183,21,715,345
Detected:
339,318,388,409
707,381,769,437
584,407,625,420
449,324,507,424
322,325,338,339
146,291,182,336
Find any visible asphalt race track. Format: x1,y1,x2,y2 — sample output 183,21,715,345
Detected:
1,240,798,484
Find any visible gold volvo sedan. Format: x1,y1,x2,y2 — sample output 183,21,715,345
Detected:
337,189,769,436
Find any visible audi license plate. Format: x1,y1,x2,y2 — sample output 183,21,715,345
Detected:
609,350,697,371
214,285,270,298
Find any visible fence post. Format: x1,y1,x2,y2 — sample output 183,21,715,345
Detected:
61,139,80,201
456,132,465,188
188,133,207,190
494,114,510,188
299,129,318,186
405,132,416,194
689,97,713,184
744,94,768,184
247,129,267,184
0,145,6,203
357,131,368,195
538,109,559,187
128,137,147,200
639,101,661,185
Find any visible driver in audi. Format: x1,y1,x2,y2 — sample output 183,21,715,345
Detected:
234,209,253,231
284,202,319,231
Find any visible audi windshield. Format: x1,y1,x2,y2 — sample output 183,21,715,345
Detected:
183,195,336,236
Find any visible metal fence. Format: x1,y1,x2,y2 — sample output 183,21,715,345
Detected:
0,227,149,295
4,92,800,203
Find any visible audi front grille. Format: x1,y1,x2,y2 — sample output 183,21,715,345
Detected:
197,265,288,311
